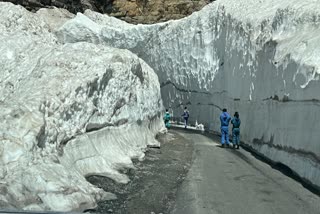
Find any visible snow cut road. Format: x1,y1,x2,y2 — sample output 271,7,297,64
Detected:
171,130,320,214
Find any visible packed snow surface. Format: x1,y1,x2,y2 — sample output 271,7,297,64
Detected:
57,0,320,188
0,2,163,211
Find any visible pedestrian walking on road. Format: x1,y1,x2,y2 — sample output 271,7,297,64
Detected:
163,109,171,129
181,107,189,129
220,108,231,148
231,112,241,149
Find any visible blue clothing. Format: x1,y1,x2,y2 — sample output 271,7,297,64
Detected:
181,110,189,119
232,128,240,145
163,112,171,128
220,112,231,127
231,117,241,145
182,110,189,128
220,112,231,145
183,118,188,128
221,126,229,145
231,118,241,129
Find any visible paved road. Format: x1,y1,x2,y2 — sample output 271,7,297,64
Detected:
171,130,320,214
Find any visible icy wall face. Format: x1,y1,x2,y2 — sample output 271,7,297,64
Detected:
57,0,320,188
0,2,163,211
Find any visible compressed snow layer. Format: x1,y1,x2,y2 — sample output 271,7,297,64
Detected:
0,2,163,211
57,0,320,187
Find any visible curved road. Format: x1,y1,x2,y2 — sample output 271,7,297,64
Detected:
171,130,320,214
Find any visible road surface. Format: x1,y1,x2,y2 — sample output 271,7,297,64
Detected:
171,130,320,214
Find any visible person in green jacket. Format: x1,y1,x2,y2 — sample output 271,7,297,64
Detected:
163,109,171,128
231,112,241,149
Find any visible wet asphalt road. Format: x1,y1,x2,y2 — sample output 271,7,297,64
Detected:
171,130,320,214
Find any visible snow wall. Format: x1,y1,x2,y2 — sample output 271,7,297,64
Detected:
0,3,164,212
57,0,320,188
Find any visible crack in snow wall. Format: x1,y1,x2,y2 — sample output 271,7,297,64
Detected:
57,0,320,188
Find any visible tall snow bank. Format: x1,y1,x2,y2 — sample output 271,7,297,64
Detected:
57,0,320,188
0,2,163,211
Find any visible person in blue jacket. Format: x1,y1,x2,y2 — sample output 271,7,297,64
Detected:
163,109,171,128
231,112,241,149
220,108,231,147
181,107,190,129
